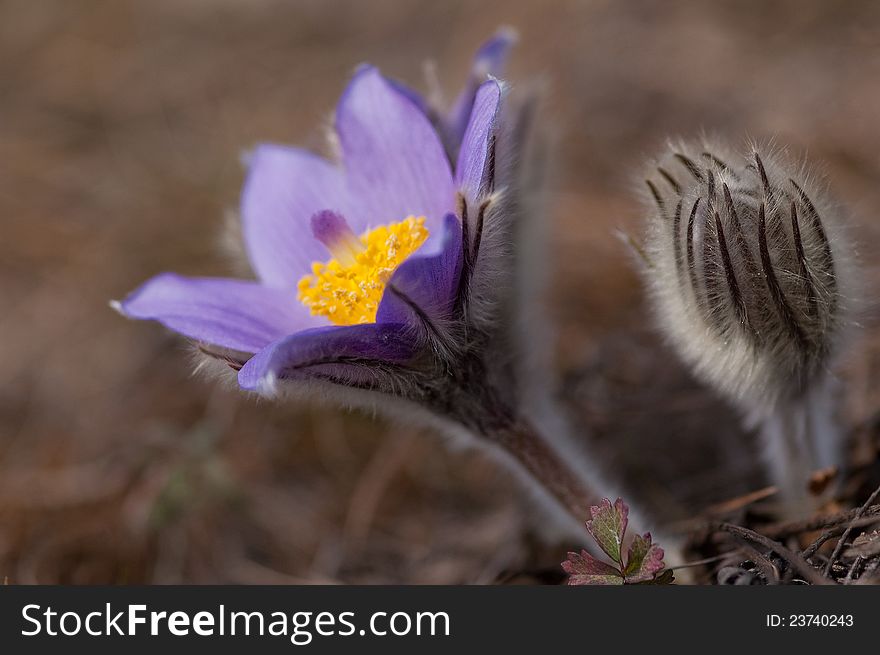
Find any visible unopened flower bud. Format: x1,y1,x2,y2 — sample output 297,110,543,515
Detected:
641,141,854,410
638,140,858,511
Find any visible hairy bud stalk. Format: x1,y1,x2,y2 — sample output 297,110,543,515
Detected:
639,141,857,513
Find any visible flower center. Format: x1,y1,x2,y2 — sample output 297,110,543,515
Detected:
297,215,429,325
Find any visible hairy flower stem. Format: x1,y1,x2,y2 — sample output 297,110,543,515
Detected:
476,414,685,568
752,376,842,512
488,418,598,523
421,355,605,531
415,342,655,544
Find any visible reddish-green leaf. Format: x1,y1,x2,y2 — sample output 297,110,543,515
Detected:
586,497,628,564
624,532,666,583
638,569,675,585
562,550,624,586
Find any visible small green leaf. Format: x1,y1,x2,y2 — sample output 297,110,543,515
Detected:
563,497,674,585
586,497,628,564
562,550,625,586
637,569,675,585
624,532,666,583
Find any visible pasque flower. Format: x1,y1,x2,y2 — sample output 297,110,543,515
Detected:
403,27,517,160
639,140,858,512
118,64,499,394
117,31,517,395
116,33,655,547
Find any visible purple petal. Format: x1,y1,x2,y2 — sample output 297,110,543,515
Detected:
447,27,516,148
383,76,430,118
241,144,348,288
376,213,462,327
117,273,323,353
455,79,502,204
238,322,417,392
473,27,518,76
336,66,454,235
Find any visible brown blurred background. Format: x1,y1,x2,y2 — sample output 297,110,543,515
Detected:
2,0,879,583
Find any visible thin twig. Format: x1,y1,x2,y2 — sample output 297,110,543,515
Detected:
802,515,880,559
667,553,731,571
739,543,780,585
823,483,880,577
843,556,863,585
764,504,880,540
711,522,833,585
705,486,778,516
857,557,880,584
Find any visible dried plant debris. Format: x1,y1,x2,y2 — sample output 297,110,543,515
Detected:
690,482,880,585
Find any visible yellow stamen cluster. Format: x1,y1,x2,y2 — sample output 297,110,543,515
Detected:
297,216,429,325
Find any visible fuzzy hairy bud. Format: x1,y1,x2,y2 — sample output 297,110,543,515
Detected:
639,140,858,510
641,141,853,410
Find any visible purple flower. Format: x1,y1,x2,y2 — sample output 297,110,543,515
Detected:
402,27,517,160
112,33,669,552
446,27,516,150
116,65,502,395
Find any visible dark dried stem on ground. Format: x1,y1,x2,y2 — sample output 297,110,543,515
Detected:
822,483,880,577
669,553,731,571
860,557,880,583
711,522,834,585
765,504,880,540
802,515,880,560
843,556,863,584
739,544,780,584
